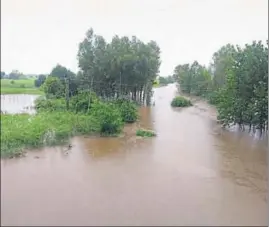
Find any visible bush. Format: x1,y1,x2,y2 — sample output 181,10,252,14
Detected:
10,80,15,84
207,90,221,105
113,98,138,123
35,97,66,112
91,102,124,135
171,96,192,107
136,129,156,137
19,84,25,88
1,112,100,158
70,91,99,113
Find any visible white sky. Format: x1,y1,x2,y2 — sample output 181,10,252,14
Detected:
1,0,268,76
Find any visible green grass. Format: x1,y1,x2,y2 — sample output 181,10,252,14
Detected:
136,128,156,137
1,79,43,94
171,96,192,107
1,87,44,95
1,112,101,158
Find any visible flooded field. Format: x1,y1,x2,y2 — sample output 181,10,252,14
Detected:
1,94,39,114
1,84,268,226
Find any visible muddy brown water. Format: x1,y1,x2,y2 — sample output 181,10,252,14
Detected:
1,85,268,226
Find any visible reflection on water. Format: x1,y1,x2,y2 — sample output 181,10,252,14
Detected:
1,84,268,226
1,94,39,114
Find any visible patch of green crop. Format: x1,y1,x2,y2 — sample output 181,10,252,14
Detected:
136,128,156,137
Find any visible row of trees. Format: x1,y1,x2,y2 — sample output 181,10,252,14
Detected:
77,28,161,105
41,28,161,106
158,75,175,86
173,41,268,134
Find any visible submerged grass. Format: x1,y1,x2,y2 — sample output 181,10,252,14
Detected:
171,96,192,107
1,112,100,158
136,128,156,137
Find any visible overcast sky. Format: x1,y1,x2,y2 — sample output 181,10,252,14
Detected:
1,0,268,76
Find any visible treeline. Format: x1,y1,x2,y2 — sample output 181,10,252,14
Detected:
173,41,268,133
0,70,42,80
158,75,175,86
40,28,161,106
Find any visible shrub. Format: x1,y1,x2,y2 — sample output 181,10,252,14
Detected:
10,80,15,84
19,84,25,88
136,129,156,137
0,112,100,158
35,97,66,112
70,91,99,113
91,101,124,135
171,96,192,107
113,98,138,123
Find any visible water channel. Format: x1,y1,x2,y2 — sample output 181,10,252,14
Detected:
1,84,267,226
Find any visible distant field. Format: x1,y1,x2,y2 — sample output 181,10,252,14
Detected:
1,79,43,95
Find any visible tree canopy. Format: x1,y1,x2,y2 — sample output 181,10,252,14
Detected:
77,28,161,105
173,40,268,134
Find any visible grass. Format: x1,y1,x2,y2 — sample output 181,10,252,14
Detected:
136,128,156,137
1,112,101,158
171,96,192,107
1,79,43,95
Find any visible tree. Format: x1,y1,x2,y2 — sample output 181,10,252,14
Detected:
8,70,23,80
1,71,5,79
77,28,161,105
34,74,47,87
49,64,79,97
42,77,65,98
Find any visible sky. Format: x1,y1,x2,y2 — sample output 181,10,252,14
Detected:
1,0,268,76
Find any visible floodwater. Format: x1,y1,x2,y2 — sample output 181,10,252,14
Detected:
1,84,268,226
1,94,39,114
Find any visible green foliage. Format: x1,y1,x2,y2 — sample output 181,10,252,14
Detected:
112,98,138,123
215,41,268,131
35,97,67,112
158,75,174,86
34,74,47,87
77,28,161,106
1,112,100,158
173,61,212,96
42,76,65,98
136,129,156,137
173,40,268,133
91,102,124,135
70,91,99,113
1,79,43,94
49,64,79,97
171,96,192,107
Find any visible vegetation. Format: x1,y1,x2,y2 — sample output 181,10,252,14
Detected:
158,76,174,86
136,129,156,137
1,27,162,157
173,40,268,133
1,79,43,94
1,112,100,158
77,28,161,106
171,96,192,107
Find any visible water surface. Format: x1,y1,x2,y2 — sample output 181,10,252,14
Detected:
1,85,267,226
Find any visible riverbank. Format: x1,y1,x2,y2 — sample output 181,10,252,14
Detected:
1,112,102,158
1,95,141,158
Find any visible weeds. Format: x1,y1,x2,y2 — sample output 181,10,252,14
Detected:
171,96,192,107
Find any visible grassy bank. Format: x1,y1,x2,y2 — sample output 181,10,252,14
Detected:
1,79,43,95
1,112,101,158
1,96,139,158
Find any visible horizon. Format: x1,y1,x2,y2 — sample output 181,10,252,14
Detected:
1,0,268,76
